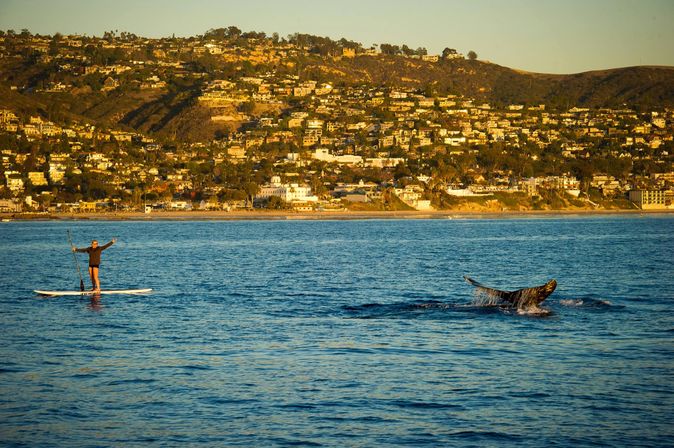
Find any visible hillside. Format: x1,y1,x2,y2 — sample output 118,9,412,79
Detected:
116,59,674,141
0,30,673,143
322,57,674,108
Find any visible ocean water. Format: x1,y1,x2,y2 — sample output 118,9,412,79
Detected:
0,216,672,447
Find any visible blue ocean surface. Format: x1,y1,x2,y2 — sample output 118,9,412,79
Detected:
0,216,673,447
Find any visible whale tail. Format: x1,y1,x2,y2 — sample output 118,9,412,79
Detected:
464,276,557,309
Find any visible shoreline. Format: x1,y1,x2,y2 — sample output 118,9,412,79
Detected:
2,209,672,221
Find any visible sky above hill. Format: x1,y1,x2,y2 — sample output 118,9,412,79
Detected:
1,0,672,74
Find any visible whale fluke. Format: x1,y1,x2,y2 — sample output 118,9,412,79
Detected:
463,276,557,309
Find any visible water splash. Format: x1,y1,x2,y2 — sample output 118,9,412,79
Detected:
511,288,549,309
471,288,502,306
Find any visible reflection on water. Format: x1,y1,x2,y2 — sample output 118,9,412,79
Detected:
87,295,102,311
0,216,673,447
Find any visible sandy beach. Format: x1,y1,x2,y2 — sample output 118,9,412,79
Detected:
2,208,672,221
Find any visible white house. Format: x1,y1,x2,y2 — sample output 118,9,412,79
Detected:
256,176,318,203
312,148,363,166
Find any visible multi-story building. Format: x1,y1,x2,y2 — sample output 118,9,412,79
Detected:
256,176,318,204
628,190,667,209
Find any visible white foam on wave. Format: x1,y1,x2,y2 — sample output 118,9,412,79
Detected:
560,298,613,307
517,305,551,316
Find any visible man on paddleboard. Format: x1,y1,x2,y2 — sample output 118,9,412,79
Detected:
73,239,116,291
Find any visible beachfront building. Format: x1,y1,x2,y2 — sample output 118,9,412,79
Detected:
628,190,667,209
0,199,22,212
256,176,319,206
394,186,434,211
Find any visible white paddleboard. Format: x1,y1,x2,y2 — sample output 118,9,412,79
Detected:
35,289,152,296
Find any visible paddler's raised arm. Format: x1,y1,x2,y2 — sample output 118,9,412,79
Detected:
100,238,117,250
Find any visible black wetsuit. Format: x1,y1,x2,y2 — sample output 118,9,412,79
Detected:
76,241,113,267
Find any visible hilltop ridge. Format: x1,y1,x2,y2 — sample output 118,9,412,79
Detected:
0,28,673,142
